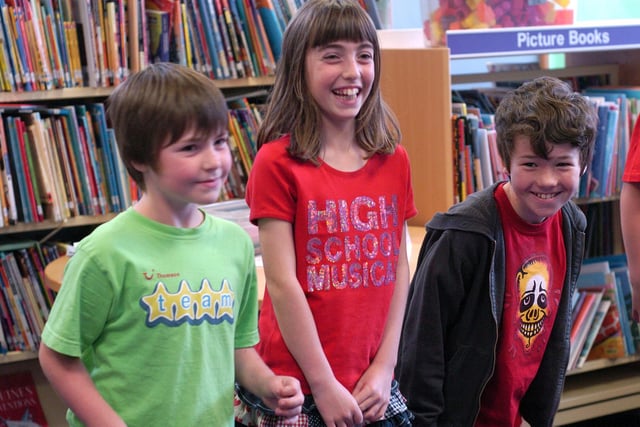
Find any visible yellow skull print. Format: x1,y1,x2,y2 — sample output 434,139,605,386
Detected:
517,257,550,349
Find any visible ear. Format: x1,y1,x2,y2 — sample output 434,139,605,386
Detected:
131,161,149,173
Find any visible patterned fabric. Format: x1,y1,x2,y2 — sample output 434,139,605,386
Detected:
234,380,413,427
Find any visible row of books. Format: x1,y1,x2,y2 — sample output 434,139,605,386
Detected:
450,85,640,204
0,103,132,226
223,97,262,201
578,87,640,199
0,97,262,227
0,0,388,92
0,0,291,92
0,240,62,354
581,201,624,259
568,254,637,371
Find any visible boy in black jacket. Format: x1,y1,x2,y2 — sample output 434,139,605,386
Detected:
396,76,597,427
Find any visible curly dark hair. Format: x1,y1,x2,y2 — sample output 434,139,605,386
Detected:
495,76,598,173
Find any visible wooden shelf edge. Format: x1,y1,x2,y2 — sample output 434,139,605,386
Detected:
452,64,620,86
0,76,276,103
0,350,39,364
0,213,118,236
555,394,640,426
560,361,640,409
567,354,640,376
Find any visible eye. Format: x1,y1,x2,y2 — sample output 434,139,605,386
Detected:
358,51,373,61
214,136,229,149
556,161,576,168
180,143,198,152
322,52,340,61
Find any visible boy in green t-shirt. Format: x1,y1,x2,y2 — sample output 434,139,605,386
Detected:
39,63,303,427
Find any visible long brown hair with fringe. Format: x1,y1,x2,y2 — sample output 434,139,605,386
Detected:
256,0,401,163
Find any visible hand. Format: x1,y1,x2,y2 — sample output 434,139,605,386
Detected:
312,378,363,426
352,363,393,423
261,376,304,424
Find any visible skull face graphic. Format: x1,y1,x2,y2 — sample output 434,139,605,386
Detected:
517,258,549,349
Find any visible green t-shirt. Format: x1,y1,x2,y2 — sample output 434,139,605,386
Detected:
41,208,259,427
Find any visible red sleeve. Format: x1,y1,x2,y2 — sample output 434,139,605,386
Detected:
623,118,640,183
245,137,296,225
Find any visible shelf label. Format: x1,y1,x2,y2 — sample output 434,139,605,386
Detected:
447,22,640,58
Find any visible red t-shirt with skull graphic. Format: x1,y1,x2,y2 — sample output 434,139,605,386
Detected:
476,183,565,427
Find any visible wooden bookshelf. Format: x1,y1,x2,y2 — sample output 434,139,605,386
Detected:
555,360,640,425
0,77,276,104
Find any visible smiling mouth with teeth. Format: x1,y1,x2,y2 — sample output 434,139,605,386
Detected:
334,88,359,97
534,192,559,199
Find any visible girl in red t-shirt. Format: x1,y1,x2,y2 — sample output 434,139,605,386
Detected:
235,1,417,426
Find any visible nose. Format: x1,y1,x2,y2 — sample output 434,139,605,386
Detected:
202,144,228,170
342,56,360,79
537,166,559,187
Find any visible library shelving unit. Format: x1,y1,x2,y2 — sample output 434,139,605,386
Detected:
557,47,640,426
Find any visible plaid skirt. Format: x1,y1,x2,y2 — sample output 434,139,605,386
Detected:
234,380,413,427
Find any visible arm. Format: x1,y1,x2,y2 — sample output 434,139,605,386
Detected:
39,343,126,427
620,181,640,322
235,347,303,421
258,218,364,426
353,221,412,422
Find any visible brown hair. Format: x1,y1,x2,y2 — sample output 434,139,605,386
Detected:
495,76,597,172
256,0,400,163
106,63,228,190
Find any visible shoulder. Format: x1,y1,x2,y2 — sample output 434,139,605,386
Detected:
206,215,255,251
561,199,587,232
75,209,136,251
428,184,500,237
377,144,410,164
255,136,290,160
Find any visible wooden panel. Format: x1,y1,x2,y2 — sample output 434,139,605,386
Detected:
380,48,453,227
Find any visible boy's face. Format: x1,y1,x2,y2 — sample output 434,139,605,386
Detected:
505,135,582,224
141,126,232,209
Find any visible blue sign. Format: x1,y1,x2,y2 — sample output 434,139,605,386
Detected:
446,22,640,58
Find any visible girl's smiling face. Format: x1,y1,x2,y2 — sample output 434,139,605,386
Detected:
304,39,374,127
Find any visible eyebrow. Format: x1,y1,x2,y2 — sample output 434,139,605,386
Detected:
319,41,374,50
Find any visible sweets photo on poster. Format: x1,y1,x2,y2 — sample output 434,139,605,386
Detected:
421,0,575,46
